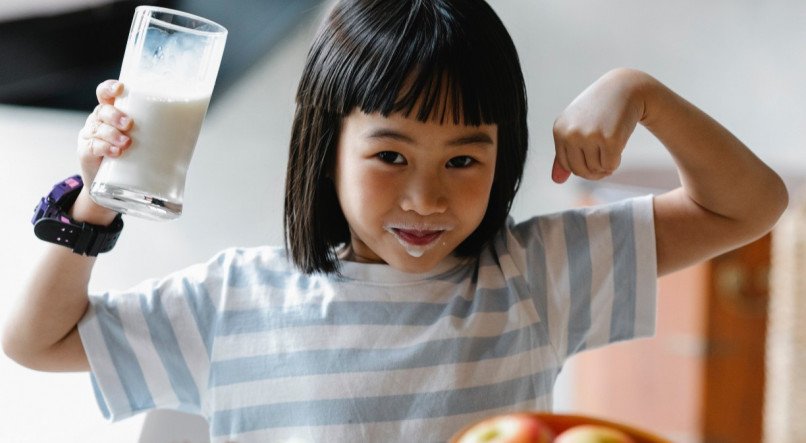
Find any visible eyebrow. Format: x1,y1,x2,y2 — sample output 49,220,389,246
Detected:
366,128,494,147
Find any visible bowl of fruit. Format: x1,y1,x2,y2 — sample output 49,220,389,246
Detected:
450,412,672,443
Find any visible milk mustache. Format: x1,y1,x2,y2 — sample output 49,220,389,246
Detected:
93,85,211,214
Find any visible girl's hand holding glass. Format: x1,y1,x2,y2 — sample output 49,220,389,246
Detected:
72,79,133,224
77,79,133,186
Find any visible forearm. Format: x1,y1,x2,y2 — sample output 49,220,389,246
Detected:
637,70,788,230
2,191,114,371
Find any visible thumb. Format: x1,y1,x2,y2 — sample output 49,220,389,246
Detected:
551,157,571,184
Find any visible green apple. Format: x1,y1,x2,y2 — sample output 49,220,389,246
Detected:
456,413,555,443
554,424,636,443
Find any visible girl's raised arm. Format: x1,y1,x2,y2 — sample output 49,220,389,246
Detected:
2,80,132,371
552,68,788,276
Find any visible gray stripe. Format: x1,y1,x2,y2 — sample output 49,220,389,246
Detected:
210,370,555,436
94,296,156,412
181,278,216,358
512,221,551,344
562,211,592,356
609,200,637,340
139,295,202,411
218,286,530,336
210,324,548,387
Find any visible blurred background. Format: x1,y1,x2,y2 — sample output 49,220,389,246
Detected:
1,0,805,442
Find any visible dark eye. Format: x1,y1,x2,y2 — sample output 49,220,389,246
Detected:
446,156,475,168
377,151,406,164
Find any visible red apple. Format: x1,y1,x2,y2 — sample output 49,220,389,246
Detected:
554,424,636,443
456,413,555,443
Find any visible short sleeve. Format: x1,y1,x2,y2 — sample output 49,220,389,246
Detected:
509,195,657,363
78,251,227,421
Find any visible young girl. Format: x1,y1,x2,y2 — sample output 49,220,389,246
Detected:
3,0,788,441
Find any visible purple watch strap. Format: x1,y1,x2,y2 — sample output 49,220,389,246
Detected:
32,175,123,256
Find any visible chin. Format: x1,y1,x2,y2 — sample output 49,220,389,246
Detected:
387,254,444,274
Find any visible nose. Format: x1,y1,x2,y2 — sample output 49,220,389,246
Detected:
399,167,448,215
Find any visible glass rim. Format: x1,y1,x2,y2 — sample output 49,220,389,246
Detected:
135,5,228,37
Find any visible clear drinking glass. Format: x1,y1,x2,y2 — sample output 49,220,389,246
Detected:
90,6,227,220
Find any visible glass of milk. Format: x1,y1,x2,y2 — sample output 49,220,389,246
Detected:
90,6,227,220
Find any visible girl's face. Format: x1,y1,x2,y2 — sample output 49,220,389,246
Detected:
333,108,498,273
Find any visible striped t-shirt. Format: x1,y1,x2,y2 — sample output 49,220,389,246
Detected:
78,195,657,442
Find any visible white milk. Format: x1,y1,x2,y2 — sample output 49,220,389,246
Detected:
93,87,210,206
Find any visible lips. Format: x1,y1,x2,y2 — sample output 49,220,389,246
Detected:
392,228,444,246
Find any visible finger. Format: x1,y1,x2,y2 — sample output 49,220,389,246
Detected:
600,150,622,172
81,137,122,158
94,103,132,131
565,144,590,177
551,157,571,184
88,122,131,149
582,145,605,173
555,143,572,177
79,118,99,140
96,80,124,105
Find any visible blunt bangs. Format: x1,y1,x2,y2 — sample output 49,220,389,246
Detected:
298,0,524,127
286,0,528,274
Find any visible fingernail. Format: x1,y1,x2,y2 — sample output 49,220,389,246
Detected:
117,135,130,145
118,116,130,127
110,146,120,155
109,81,120,92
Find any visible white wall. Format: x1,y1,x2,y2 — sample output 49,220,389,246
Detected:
1,0,804,441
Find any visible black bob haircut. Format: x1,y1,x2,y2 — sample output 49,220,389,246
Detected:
284,0,528,274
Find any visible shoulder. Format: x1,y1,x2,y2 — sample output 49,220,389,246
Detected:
151,246,298,290
484,196,655,275
505,195,655,246
205,245,299,278
211,245,292,269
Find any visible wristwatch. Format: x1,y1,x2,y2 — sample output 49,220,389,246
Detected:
32,175,124,256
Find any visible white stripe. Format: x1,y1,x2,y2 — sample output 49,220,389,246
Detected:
633,195,658,337
585,207,615,349
77,303,134,419
171,292,213,413
211,346,558,410
539,214,571,361
212,398,552,443
117,296,180,409
212,299,539,359
221,278,465,310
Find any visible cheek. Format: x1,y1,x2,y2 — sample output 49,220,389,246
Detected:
466,185,493,225
335,164,395,217
456,171,495,217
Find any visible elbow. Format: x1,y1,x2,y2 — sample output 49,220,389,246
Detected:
2,325,46,371
1,326,25,368
764,174,789,231
745,173,789,239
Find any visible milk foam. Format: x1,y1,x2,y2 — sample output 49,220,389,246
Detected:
386,227,445,258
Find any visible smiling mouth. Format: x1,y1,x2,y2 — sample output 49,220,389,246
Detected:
384,225,452,257
392,228,444,246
